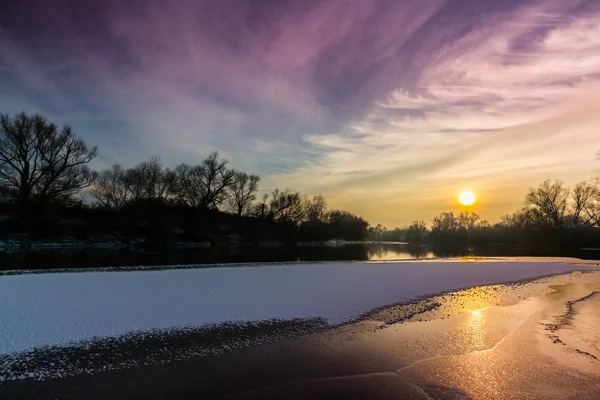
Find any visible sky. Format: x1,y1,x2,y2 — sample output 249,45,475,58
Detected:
1,0,600,227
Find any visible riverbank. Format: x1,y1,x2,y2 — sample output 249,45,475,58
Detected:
0,241,426,273
1,261,599,399
0,238,400,251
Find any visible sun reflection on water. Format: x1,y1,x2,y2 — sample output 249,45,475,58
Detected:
470,307,488,317
467,306,488,351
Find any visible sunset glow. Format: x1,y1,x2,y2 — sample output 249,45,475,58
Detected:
1,0,599,226
2,3,600,397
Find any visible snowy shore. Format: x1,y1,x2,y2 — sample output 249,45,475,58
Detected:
1,260,598,355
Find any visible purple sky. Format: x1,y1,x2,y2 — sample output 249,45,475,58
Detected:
1,0,600,226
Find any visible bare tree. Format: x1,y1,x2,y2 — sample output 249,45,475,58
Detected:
125,156,175,204
226,172,260,216
270,189,307,223
197,152,237,209
305,195,328,224
431,212,460,233
0,112,97,214
91,165,130,209
406,220,428,242
173,152,237,209
525,180,569,228
571,181,598,226
498,207,535,230
254,193,270,219
172,164,204,207
457,211,481,232
253,188,307,224
92,157,175,209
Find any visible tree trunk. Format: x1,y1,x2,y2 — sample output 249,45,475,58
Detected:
16,185,31,230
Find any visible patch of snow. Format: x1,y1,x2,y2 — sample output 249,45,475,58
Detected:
0,239,128,249
175,241,211,248
0,261,597,355
85,242,128,248
0,239,21,248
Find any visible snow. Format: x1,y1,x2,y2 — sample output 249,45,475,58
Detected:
0,239,127,249
0,261,596,355
175,241,211,248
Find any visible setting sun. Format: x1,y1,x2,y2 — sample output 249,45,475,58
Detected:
459,191,476,206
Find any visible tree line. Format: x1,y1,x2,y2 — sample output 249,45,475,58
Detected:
0,112,369,244
369,179,600,252
3,111,599,251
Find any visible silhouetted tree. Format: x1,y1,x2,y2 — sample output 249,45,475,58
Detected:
326,209,369,240
499,207,535,230
91,165,129,209
368,224,387,241
254,188,307,224
457,212,481,232
305,195,328,224
0,112,97,217
173,152,237,209
405,220,428,242
226,172,260,216
431,212,461,233
525,180,569,229
571,181,599,226
125,156,175,205
430,212,468,247
92,157,175,208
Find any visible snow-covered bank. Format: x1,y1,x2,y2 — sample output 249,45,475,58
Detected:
0,239,127,249
0,261,597,355
0,239,212,249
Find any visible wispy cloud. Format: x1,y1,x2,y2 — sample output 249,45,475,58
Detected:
1,0,599,225
288,0,600,225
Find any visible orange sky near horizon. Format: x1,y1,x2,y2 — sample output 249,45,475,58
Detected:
2,0,599,228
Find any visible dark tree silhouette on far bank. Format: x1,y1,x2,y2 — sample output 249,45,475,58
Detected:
7,110,600,253
525,180,569,229
173,152,237,209
226,172,260,216
92,157,176,209
253,189,306,224
0,112,97,220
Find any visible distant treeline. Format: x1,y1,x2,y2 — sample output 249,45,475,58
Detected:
0,112,369,244
2,111,600,251
368,179,600,251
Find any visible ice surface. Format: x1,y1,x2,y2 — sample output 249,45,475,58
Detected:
0,261,594,354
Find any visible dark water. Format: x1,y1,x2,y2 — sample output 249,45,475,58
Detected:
1,243,599,271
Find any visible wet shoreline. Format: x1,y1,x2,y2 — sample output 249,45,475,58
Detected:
2,269,599,399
